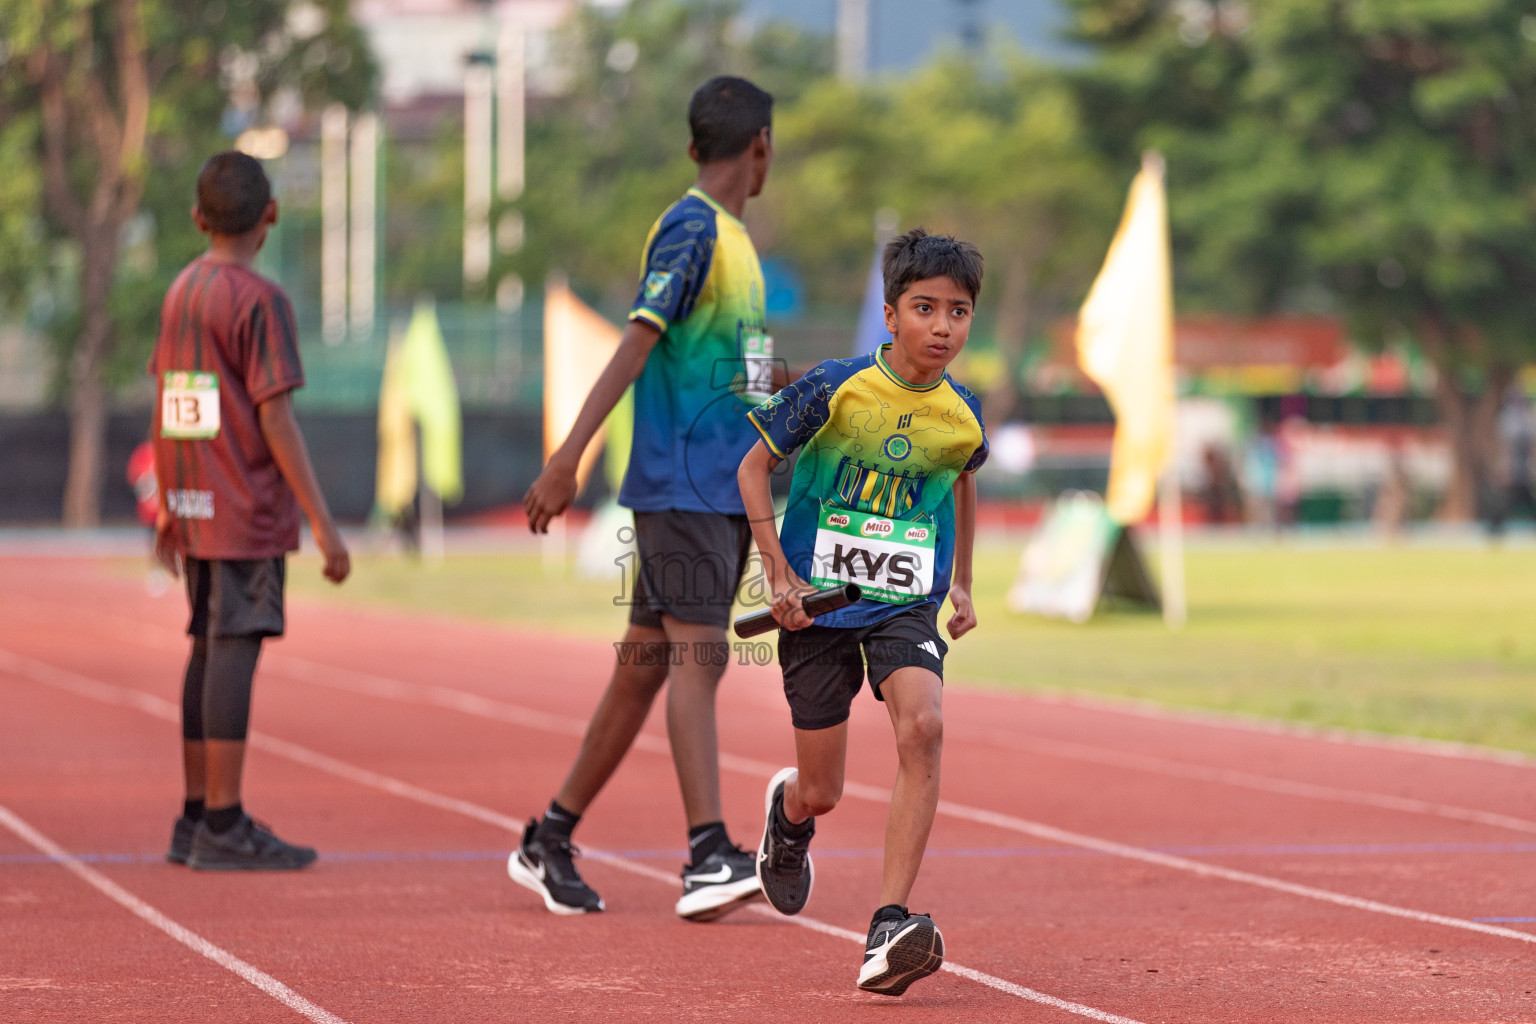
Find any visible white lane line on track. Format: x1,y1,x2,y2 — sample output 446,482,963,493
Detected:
272,653,1536,839
14,637,1536,952
0,803,350,1024
0,650,1145,1024
12,594,1536,838
258,653,1536,947
969,729,1536,836
1014,688,1536,769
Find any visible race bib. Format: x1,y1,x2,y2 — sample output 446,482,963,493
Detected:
810,506,936,604
742,332,775,403
161,371,220,440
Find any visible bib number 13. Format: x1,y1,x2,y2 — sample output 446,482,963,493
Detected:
161,371,221,440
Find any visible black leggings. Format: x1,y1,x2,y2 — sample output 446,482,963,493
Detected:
180,636,263,741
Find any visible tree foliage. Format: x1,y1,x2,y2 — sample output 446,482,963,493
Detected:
764,56,1117,418
0,0,375,523
514,4,1115,418
507,0,831,310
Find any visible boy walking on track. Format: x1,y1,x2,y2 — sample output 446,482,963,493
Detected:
739,229,988,994
151,152,350,871
513,77,779,920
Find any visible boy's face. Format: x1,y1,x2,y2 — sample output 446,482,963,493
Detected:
882,276,974,375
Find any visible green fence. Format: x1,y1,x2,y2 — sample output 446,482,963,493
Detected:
291,301,544,413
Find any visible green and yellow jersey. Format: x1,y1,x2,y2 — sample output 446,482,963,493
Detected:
748,345,989,628
620,187,772,514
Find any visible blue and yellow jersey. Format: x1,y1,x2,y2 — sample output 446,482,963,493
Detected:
747,345,989,629
619,187,772,514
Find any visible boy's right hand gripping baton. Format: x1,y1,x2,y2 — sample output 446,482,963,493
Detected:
732,583,862,639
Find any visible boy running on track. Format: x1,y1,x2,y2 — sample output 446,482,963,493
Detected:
512,77,778,920
151,152,350,871
739,229,987,994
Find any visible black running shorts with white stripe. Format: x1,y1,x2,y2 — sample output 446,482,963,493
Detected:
776,602,946,731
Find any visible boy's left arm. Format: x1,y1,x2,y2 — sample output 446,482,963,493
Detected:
258,392,350,584
149,393,182,578
947,471,977,640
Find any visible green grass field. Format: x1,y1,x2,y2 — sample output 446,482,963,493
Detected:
287,541,1536,754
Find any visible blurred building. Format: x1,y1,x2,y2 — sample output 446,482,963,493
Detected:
353,0,575,106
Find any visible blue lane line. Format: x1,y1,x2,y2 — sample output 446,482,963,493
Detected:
1474,917,1536,923
6,840,1536,867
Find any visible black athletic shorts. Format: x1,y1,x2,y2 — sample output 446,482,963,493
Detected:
629,510,752,630
776,602,947,731
184,556,286,639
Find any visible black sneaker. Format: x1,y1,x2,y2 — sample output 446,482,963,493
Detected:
166,815,196,865
187,814,318,871
675,844,763,922
755,767,814,915
857,908,945,996
507,818,604,915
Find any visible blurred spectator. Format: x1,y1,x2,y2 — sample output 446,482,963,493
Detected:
1242,426,1279,528
1490,386,1536,535
1373,447,1410,540
126,441,158,528
1201,443,1244,525
1276,416,1307,528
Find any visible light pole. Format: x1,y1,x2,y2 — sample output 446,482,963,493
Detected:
462,51,495,295
837,0,869,81
320,103,348,344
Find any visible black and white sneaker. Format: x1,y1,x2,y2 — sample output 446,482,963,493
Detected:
187,814,317,871
166,815,196,865
675,844,763,922
755,766,815,915
857,908,945,996
507,818,604,915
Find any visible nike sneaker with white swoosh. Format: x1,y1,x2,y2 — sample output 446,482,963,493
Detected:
674,844,763,921
857,907,945,996
756,766,815,915
507,818,604,915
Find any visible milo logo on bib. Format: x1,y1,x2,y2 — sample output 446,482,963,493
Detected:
810,507,936,604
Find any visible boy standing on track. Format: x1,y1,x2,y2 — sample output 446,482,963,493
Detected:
151,152,350,871
739,229,987,994
512,77,778,920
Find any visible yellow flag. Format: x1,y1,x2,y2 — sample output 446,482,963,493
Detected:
543,277,625,491
1076,154,1176,525
401,299,464,503
374,332,418,517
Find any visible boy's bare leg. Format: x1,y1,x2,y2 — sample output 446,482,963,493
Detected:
554,622,670,814
784,722,848,822
182,741,206,802
878,667,944,907
204,740,247,809
660,617,731,828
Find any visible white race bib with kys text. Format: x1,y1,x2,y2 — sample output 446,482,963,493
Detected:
809,506,936,604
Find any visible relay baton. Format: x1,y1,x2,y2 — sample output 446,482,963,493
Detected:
733,583,862,639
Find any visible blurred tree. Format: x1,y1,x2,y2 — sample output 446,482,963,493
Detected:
511,3,1113,419
766,57,1117,421
1068,0,1536,519
0,0,374,525
506,0,831,311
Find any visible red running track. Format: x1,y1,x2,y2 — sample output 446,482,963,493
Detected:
3,556,1536,1023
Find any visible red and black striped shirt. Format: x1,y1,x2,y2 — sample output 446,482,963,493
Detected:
148,256,305,559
